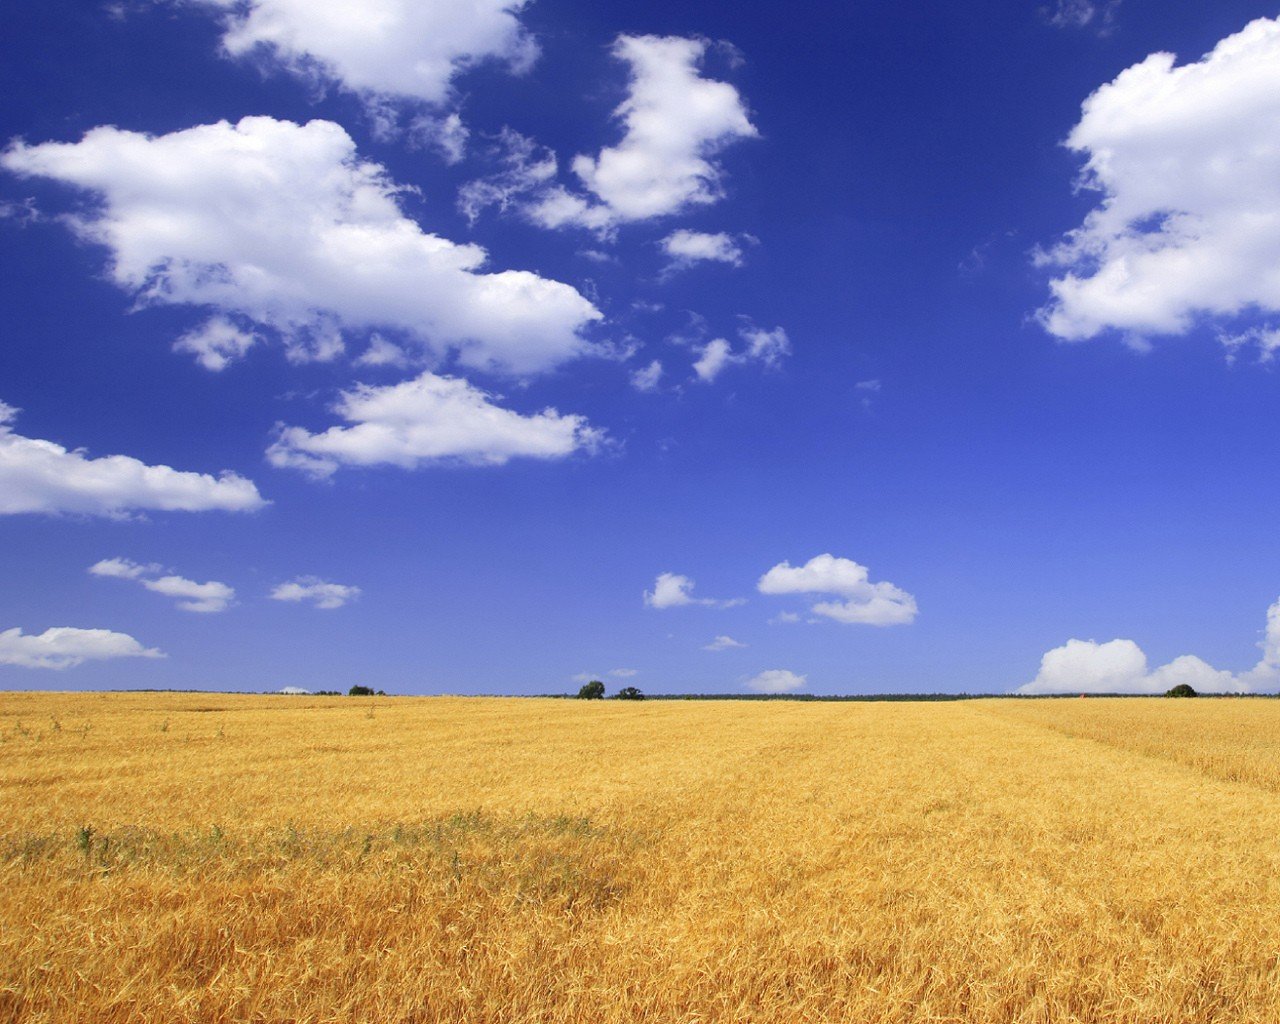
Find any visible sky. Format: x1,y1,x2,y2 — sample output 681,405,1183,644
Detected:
2,0,1279,696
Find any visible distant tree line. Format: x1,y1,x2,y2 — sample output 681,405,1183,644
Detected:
576,680,644,700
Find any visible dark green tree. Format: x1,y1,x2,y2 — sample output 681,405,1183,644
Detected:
576,680,606,699
615,686,644,701
349,685,375,696
1165,683,1197,698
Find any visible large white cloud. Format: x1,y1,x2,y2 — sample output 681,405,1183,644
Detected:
270,576,360,609
1037,17,1280,345
758,554,917,626
745,668,806,694
0,401,265,517
2,117,601,374
187,0,536,107
522,35,756,230
89,557,235,613
268,371,602,477
0,627,163,670
1017,598,1280,694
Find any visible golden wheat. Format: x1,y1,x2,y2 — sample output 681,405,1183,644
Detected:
2,691,1280,1023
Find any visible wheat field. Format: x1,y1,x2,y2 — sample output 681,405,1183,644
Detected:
2,692,1280,1023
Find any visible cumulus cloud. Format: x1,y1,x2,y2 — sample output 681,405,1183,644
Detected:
630,359,663,392
643,572,741,610
661,230,746,271
2,117,601,374
0,401,265,517
172,316,260,372
745,668,805,694
522,35,756,231
1036,17,1280,345
270,576,361,609
692,338,735,382
90,557,235,613
1017,598,1280,694
185,0,536,109
267,371,603,478
691,324,790,383
609,668,638,678
704,634,746,651
758,554,918,626
0,626,163,670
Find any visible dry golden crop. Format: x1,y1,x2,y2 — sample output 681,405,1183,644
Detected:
3,691,1280,1023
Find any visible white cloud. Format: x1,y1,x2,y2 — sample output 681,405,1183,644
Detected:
142,575,235,614
89,557,235,612
525,35,757,230
354,335,413,369
643,572,741,610
1044,0,1119,32
406,112,470,164
644,572,700,609
1220,325,1280,364
270,576,361,609
609,668,638,678
187,0,536,108
758,553,918,626
3,117,601,375
661,229,745,270
173,316,259,372
630,359,663,392
692,338,735,382
458,128,558,225
86,557,155,580
692,324,790,383
267,371,603,478
745,668,805,694
1036,17,1280,344
0,401,265,517
0,626,163,670
704,634,746,651
1017,598,1280,694
740,325,790,368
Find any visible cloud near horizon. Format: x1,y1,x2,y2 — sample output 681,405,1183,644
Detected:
1017,598,1280,694
757,554,917,626
745,668,806,694
0,626,164,670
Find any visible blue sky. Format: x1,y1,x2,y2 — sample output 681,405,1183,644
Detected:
2,0,1279,695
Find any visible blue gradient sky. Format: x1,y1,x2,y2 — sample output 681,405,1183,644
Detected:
2,0,1278,694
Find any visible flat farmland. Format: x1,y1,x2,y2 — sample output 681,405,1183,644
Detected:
3,692,1280,1023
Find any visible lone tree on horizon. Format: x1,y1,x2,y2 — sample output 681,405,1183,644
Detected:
1165,683,1197,698
577,680,605,699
